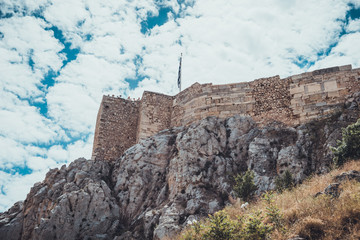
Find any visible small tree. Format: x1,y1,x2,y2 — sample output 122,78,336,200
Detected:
331,119,360,167
263,192,285,233
241,211,272,240
203,211,235,240
234,170,258,202
275,169,295,193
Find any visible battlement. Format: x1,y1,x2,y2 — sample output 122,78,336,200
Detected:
92,64,360,161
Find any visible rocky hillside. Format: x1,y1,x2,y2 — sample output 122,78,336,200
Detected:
0,94,359,240
177,160,360,240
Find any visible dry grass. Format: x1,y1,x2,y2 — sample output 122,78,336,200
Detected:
176,160,360,240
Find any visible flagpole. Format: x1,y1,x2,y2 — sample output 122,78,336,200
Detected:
177,53,182,92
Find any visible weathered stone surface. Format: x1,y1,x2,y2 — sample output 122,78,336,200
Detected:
334,170,360,182
0,201,23,240
1,159,120,240
1,109,359,239
288,235,306,240
323,183,341,198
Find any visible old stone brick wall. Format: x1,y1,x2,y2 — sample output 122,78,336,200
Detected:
92,96,140,161
249,75,293,125
290,65,360,123
137,91,174,141
92,64,360,161
171,82,254,127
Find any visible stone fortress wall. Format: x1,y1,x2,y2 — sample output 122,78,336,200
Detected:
136,92,173,142
92,96,140,161
92,64,360,161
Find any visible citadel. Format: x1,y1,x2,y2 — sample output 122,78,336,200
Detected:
92,64,360,161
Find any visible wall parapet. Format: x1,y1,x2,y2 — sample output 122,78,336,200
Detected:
92,64,360,161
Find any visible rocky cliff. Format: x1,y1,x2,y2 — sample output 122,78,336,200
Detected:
0,93,359,240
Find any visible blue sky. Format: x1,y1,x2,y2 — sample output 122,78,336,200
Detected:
0,0,360,212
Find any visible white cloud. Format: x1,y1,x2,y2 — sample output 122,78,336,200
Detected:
0,137,28,168
43,0,89,43
347,19,360,32
0,16,64,99
0,106,60,143
310,32,360,69
46,82,99,136
0,170,47,211
0,0,50,16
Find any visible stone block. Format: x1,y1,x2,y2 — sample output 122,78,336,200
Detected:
337,80,348,89
246,104,253,111
245,96,253,102
291,72,311,82
290,85,305,94
323,80,338,91
219,85,229,90
315,102,327,107
339,64,352,71
313,66,340,75
306,83,322,93
290,99,301,106
327,91,340,98
337,88,348,96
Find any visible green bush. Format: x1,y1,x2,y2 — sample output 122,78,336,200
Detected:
331,119,360,167
241,211,272,240
263,192,285,233
234,170,258,202
274,170,295,193
203,211,236,240
180,210,273,240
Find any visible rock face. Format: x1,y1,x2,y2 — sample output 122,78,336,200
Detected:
0,106,359,239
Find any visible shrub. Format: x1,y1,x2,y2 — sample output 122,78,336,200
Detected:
331,119,360,167
263,192,285,233
297,217,325,240
233,170,258,202
203,211,236,240
275,170,295,193
180,221,203,240
241,211,272,240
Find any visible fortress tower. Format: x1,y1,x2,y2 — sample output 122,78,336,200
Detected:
92,64,360,161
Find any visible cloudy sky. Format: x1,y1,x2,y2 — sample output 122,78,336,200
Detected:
0,0,360,212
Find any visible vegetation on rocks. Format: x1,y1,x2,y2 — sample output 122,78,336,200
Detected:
177,160,360,240
275,170,295,193
331,119,360,167
233,170,258,202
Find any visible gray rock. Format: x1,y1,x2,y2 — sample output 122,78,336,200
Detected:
334,170,360,182
324,183,341,198
314,183,341,198
288,236,306,240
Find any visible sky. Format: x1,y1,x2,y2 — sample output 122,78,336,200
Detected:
0,0,360,212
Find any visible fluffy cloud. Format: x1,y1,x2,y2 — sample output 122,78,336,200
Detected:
1,0,360,212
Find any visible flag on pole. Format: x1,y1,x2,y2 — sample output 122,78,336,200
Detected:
177,53,182,91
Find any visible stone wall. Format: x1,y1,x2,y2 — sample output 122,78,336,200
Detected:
92,96,140,161
137,91,173,141
250,75,293,125
171,82,254,127
290,65,360,123
92,64,360,161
